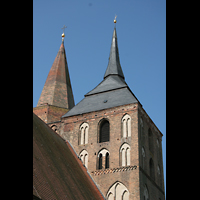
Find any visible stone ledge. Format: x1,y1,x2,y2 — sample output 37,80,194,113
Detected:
91,165,137,176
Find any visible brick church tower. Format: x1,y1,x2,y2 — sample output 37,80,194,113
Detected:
34,22,165,200
59,25,165,199
33,30,75,125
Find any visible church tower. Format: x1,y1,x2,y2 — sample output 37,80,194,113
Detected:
59,19,165,200
33,27,75,124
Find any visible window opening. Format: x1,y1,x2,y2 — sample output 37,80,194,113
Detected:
99,120,110,143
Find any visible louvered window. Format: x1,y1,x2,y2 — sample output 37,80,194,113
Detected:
99,120,110,143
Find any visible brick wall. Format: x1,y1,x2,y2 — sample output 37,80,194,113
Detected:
138,105,165,200
33,104,69,124
59,103,141,198
34,101,165,199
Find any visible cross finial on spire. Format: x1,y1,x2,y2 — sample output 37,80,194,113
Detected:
61,25,67,41
61,25,67,33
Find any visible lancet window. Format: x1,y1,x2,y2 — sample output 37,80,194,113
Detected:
143,185,149,200
97,149,110,170
80,122,89,145
106,181,129,200
141,147,145,169
79,149,88,168
122,114,131,138
120,143,130,167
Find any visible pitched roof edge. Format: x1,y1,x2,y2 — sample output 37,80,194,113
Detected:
62,101,138,119
66,141,105,199
33,112,105,199
126,86,142,107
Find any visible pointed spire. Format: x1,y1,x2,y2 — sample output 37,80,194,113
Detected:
37,41,75,109
104,27,125,79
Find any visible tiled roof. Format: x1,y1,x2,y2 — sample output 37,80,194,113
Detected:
33,113,104,200
37,41,75,109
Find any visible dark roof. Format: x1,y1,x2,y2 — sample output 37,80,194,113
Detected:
85,75,127,96
62,27,139,118
104,27,124,79
33,113,104,200
63,87,138,117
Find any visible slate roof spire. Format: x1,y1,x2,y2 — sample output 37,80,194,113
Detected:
37,38,75,109
62,22,140,118
104,26,125,79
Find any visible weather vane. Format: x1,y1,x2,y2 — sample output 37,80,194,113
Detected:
61,25,67,41
114,15,117,23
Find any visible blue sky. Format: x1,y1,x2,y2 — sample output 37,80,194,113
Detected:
33,0,166,194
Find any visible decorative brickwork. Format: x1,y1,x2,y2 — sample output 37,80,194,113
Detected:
91,165,137,176
33,104,68,124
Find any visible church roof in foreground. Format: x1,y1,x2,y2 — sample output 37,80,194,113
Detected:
33,113,104,200
62,27,139,118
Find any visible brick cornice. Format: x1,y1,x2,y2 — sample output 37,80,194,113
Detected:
91,165,137,176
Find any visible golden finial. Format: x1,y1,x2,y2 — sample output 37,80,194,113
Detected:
114,15,117,23
61,25,67,41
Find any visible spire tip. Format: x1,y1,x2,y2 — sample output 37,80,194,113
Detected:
61,25,67,41
114,15,117,23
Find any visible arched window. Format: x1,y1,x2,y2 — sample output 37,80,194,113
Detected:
139,117,144,139
79,149,88,168
122,114,131,138
141,147,145,169
122,191,129,200
107,192,114,200
79,123,89,145
144,185,149,200
148,128,153,153
157,138,160,148
157,165,160,175
51,125,58,133
120,143,131,167
97,149,110,170
106,181,129,200
149,158,155,181
99,119,110,143
105,152,109,169
157,165,162,187
98,153,102,169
